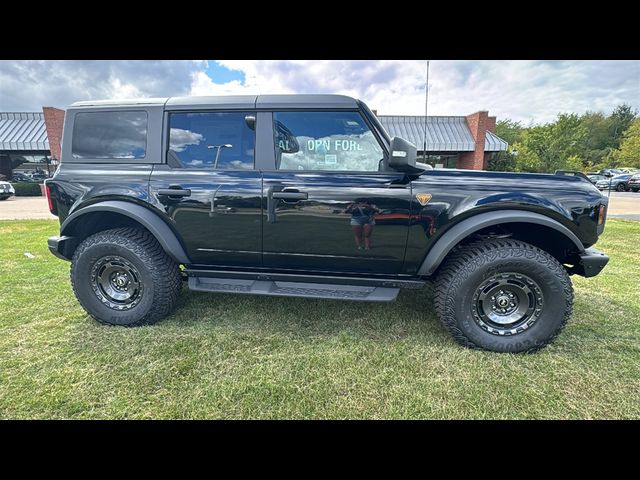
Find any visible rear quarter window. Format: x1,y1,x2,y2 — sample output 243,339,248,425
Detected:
71,111,148,159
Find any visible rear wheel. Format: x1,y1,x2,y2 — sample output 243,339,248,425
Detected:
71,227,182,326
616,183,627,192
434,239,573,353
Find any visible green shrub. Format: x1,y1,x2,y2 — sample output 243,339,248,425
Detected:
13,182,42,196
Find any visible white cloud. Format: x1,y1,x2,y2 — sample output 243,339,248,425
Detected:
1,60,638,125
189,60,639,123
169,128,204,152
0,60,203,110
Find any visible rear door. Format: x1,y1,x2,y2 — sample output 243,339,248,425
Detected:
149,110,262,266
262,110,411,274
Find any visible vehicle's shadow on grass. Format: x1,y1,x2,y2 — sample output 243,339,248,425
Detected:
159,283,450,344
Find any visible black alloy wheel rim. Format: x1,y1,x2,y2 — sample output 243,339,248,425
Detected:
91,256,143,310
471,273,544,336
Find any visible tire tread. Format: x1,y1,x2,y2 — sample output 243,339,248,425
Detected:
434,238,574,353
71,227,182,326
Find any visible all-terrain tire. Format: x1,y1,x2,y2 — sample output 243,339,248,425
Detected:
71,227,182,326
434,239,574,353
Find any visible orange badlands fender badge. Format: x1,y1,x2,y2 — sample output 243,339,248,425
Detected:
415,193,432,206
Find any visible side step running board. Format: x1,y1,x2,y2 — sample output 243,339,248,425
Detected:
188,277,400,302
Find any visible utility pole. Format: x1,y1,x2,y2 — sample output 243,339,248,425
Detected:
423,61,430,163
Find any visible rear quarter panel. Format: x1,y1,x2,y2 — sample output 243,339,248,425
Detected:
48,163,154,223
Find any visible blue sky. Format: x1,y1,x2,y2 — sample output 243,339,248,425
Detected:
1,60,638,124
205,61,244,84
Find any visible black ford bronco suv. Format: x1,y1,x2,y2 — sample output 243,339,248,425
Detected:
46,95,609,353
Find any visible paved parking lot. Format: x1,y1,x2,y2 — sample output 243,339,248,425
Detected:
604,191,640,220
0,197,57,220
1,191,638,220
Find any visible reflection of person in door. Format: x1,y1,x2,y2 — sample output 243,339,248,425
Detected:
345,198,381,250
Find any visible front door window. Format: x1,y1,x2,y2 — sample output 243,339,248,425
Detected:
273,111,384,172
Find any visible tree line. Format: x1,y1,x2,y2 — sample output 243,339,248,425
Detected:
488,104,640,173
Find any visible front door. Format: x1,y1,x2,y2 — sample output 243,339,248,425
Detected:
262,110,411,274
149,110,262,266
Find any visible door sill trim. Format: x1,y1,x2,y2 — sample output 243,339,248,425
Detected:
184,268,425,289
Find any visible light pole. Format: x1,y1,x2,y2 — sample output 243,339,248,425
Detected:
207,144,233,169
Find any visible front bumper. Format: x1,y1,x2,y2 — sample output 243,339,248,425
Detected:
571,247,609,277
47,236,74,261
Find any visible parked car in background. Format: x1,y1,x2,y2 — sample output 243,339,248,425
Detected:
599,168,625,177
28,171,49,181
619,167,640,175
11,172,36,182
0,181,16,200
628,173,640,192
596,174,632,191
587,174,606,185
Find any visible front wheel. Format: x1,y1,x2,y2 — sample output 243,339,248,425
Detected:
71,227,183,326
434,239,573,353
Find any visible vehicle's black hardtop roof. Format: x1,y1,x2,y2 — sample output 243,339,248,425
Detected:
70,94,360,110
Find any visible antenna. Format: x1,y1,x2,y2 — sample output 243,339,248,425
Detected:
423,60,430,163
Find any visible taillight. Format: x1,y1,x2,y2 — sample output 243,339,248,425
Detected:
598,204,606,225
45,183,55,214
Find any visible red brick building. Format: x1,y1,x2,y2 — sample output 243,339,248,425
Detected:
378,111,508,169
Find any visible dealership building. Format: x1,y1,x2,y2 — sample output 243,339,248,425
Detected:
0,107,507,178
0,108,65,180
377,110,508,169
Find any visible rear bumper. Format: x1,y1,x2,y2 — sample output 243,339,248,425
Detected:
47,236,73,261
571,247,609,278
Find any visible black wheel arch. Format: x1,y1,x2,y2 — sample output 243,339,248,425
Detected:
60,200,190,264
418,210,585,276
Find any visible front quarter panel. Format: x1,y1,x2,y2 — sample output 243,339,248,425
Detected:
403,170,606,274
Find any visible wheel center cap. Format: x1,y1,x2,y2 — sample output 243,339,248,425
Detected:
114,274,128,287
496,296,510,308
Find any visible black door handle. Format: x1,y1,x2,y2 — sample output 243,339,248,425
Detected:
158,187,191,197
272,191,308,201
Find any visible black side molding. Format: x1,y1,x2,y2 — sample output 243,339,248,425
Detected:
60,200,191,264
418,210,585,276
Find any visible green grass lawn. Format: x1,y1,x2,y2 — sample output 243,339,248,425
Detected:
0,219,638,419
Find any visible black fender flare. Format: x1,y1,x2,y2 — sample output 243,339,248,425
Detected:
61,200,191,264
417,210,585,276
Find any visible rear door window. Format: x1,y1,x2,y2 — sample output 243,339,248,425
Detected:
72,111,147,159
168,112,255,169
